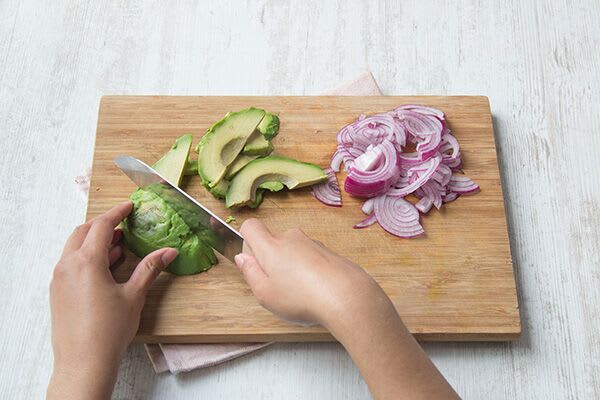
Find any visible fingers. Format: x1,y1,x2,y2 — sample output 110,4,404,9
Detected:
108,245,123,265
234,253,268,292
125,248,178,296
62,222,93,256
83,201,132,253
239,218,275,263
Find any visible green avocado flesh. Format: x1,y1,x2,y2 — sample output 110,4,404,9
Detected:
183,159,198,176
242,131,273,156
122,188,217,275
197,108,265,188
225,154,259,179
248,181,286,208
257,113,280,140
226,156,327,208
122,134,218,276
153,134,193,185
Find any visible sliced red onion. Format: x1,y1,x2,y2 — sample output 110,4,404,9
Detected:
362,198,375,214
443,192,459,203
326,104,479,239
448,174,480,195
388,154,440,197
312,168,342,207
415,196,433,214
395,109,443,139
440,130,460,160
396,104,445,121
352,145,382,172
374,195,424,238
420,181,443,209
442,156,462,171
354,214,377,229
344,140,400,198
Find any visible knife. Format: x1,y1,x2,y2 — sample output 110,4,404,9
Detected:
113,155,244,262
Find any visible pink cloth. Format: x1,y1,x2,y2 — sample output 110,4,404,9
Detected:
145,71,383,374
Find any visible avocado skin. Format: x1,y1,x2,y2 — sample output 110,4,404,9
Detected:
121,189,216,275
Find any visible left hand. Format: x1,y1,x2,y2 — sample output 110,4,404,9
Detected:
47,201,178,400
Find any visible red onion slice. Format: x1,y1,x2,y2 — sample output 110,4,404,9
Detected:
344,140,400,198
362,198,375,214
374,195,424,238
354,214,377,229
396,104,445,121
312,168,342,207
443,192,459,203
415,196,433,214
388,154,441,197
448,174,480,195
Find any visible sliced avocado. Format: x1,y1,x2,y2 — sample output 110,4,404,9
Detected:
248,181,286,208
226,156,327,208
209,179,229,199
259,181,285,192
242,131,273,156
257,113,280,140
197,108,265,188
225,154,259,179
183,158,198,176
152,134,193,186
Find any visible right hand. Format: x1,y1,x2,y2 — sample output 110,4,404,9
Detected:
236,218,382,326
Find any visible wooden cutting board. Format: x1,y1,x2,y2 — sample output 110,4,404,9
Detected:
87,96,519,342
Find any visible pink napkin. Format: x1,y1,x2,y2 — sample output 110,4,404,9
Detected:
145,71,383,374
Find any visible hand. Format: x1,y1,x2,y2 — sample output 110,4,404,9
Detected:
47,201,178,400
235,218,459,400
235,218,381,326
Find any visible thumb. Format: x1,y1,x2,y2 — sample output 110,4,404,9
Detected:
126,248,178,296
234,253,268,291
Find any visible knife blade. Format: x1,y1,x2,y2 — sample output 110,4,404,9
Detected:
113,155,243,263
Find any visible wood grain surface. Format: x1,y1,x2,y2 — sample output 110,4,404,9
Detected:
87,95,519,342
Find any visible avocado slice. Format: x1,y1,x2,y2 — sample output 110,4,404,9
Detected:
226,156,327,208
225,154,259,179
242,131,274,156
197,108,266,188
257,113,280,140
152,134,193,186
183,158,198,176
248,181,286,208
209,179,229,199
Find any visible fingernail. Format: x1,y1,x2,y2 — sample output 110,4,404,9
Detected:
161,248,179,265
234,254,245,269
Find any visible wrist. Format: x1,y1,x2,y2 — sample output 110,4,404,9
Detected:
48,356,120,400
319,272,398,335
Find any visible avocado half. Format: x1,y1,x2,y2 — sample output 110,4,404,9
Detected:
122,134,218,275
226,156,327,208
122,188,217,275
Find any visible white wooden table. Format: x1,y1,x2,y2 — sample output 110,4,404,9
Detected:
1,1,598,398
